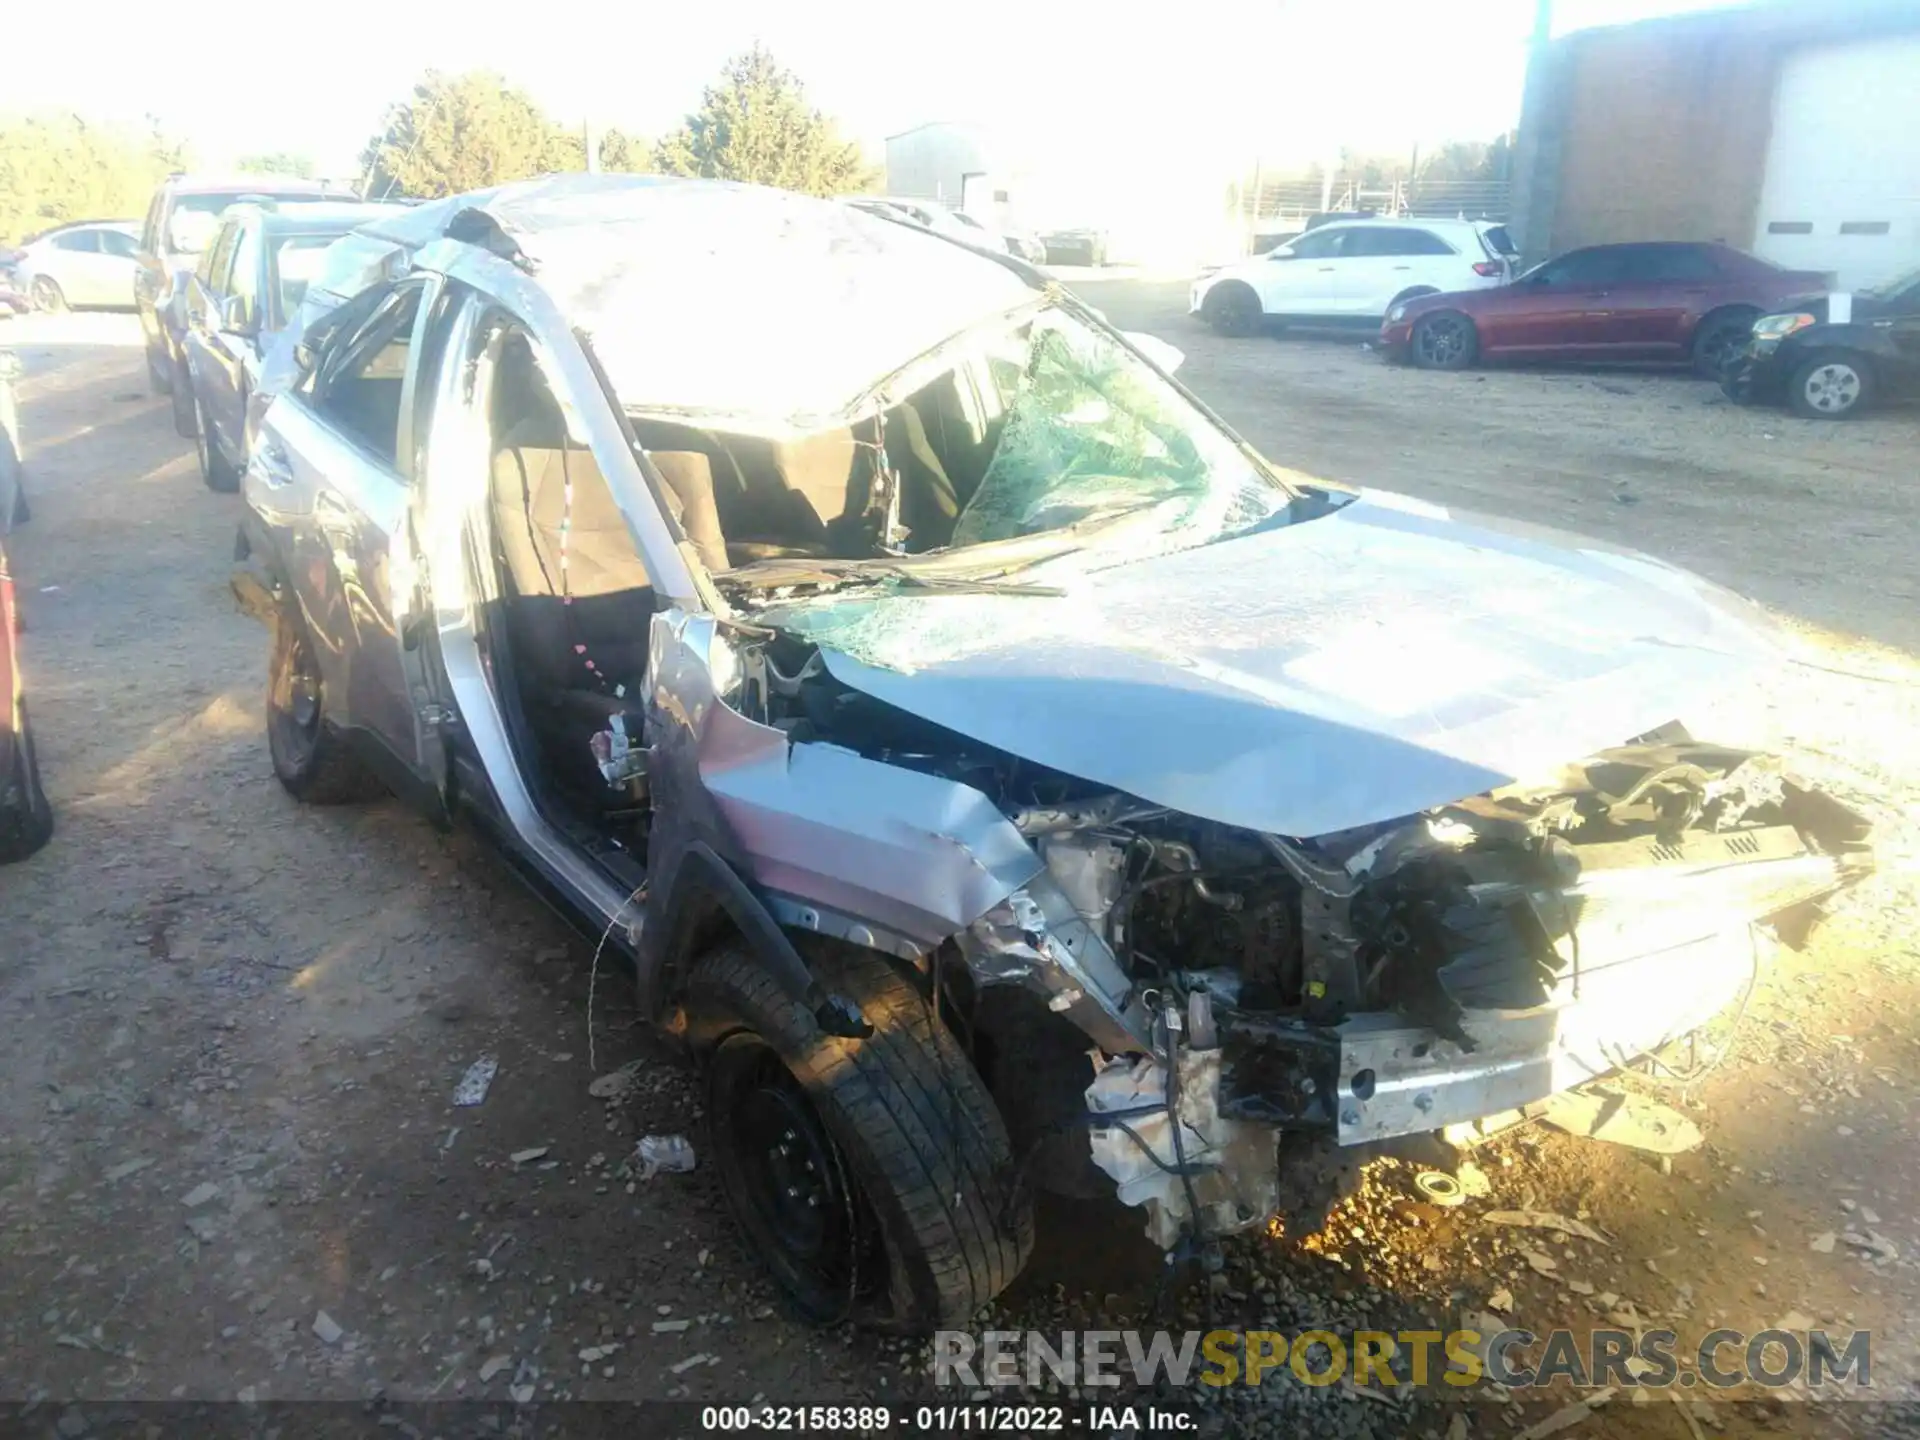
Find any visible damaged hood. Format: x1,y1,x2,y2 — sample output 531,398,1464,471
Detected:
816,491,1785,837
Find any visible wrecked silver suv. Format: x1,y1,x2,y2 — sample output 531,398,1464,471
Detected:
231,176,1871,1331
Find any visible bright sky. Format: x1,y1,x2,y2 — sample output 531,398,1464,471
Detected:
13,0,1753,180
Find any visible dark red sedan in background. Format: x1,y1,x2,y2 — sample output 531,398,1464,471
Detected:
1379,242,1829,378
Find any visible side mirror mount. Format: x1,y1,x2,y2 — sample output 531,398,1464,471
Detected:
220,294,255,336
1124,332,1186,374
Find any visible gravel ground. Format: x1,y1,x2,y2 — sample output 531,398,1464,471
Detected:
2,308,1918,1438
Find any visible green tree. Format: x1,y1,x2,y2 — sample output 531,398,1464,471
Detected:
361,70,580,199
597,127,649,174
0,113,184,243
235,151,315,179
653,46,873,196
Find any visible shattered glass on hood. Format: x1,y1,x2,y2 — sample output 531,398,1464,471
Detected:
758,310,1293,673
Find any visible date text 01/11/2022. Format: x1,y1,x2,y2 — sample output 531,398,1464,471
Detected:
698,1403,1197,1432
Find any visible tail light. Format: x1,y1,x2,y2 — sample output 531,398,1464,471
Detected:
1472,261,1504,278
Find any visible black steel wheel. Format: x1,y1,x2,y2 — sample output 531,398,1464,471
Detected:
1410,311,1479,370
710,1031,878,1319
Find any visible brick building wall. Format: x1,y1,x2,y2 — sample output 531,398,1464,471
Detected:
1552,25,1778,253
1511,0,1920,267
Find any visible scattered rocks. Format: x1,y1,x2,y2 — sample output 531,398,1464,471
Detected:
311,1311,343,1346
181,1182,220,1208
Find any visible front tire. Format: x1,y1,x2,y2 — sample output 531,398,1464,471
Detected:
1410,310,1479,370
266,606,383,803
1787,353,1874,420
29,278,66,315
693,941,1033,1332
193,391,240,492
1202,282,1263,338
0,701,54,864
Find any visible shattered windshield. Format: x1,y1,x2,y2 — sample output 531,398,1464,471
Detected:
951,310,1286,547
700,302,1308,672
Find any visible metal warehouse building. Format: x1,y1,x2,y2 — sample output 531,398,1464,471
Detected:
1510,0,1920,289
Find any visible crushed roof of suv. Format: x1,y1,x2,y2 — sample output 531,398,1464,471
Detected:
439,175,1040,429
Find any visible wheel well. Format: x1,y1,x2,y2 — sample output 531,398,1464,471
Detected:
1694,304,1760,339
1389,286,1439,309
1204,278,1258,311
1414,307,1477,334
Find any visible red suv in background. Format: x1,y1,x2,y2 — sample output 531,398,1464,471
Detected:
1378,242,1830,378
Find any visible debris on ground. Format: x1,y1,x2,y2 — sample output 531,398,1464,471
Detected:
452,1056,499,1107
479,1356,512,1382
1840,1230,1899,1262
1455,1160,1492,1198
1482,1209,1610,1244
1540,1087,1702,1154
1810,1231,1837,1253
311,1311,344,1346
180,1182,219,1208
1516,1387,1617,1440
636,1134,696,1178
589,1059,645,1101
509,1146,550,1165
1414,1171,1465,1206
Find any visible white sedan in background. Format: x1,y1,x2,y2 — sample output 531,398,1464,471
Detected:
8,221,142,312
1191,217,1515,336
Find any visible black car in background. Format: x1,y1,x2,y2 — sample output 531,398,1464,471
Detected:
1040,227,1108,265
1724,265,1920,419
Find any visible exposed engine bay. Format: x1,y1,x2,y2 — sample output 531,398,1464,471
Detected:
708,656,1872,1249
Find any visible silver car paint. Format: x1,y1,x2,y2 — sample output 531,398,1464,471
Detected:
241,182,1854,1228
811,490,1785,839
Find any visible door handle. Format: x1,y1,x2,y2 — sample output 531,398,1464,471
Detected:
1391,265,1412,271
